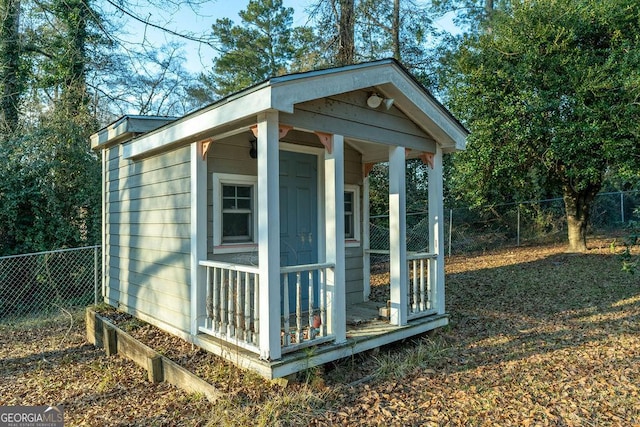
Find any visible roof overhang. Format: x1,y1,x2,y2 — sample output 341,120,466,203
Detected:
91,59,468,159
90,115,177,150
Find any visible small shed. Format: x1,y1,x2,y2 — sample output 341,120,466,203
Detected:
91,59,467,379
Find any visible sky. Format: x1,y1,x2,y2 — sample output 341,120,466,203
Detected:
119,0,312,73
118,0,457,74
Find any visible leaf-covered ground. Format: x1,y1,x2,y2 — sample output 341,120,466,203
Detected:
1,239,639,426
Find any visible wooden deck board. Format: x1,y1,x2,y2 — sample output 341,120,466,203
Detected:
346,300,385,325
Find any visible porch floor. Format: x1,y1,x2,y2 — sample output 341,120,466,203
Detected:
192,300,448,379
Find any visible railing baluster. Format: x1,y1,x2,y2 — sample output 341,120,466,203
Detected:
227,270,234,337
427,259,433,310
283,273,290,347
308,270,314,339
419,259,426,311
206,266,212,329
244,271,251,343
253,274,259,346
214,268,221,331
320,268,327,337
236,270,242,340
296,272,302,343
220,269,227,334
412,259,418,313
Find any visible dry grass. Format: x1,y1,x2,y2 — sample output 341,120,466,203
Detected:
1,238,639,426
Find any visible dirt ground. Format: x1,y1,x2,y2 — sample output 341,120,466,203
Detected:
1,238,639,426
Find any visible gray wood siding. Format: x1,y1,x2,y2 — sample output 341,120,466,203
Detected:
344,144,364,303
105,144,192,332
205,134,257,260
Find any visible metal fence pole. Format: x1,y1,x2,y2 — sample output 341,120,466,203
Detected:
94,245,99,306
517,204,521,246
448,208,453,257
621,191,625,224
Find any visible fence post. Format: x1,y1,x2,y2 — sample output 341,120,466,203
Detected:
517,204,521,247
620,191,625,224
448,208,453,257
94,245,99,306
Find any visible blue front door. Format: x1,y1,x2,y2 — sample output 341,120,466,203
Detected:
279,151,318,313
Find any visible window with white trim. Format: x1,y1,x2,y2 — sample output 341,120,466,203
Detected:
222,185,252,242
344,184,361,246
213,174,258,253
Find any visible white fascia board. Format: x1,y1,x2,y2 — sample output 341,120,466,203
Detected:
271,62,467,153
270,65,399,113
123,87,273,159
90,116,177,150
91,116,130,149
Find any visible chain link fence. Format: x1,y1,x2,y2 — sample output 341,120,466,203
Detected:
0,245,101,321
370,190,640,256
2,191,637,321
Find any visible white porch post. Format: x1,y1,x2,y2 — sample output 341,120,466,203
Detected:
388,146,408,326
257,111,282,361
428,146,445,315
325,134,346,343
190,142,208,334
362,174,371,301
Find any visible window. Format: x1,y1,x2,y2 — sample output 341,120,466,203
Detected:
344,191,355,239
344,185,361,245
222,185,252,242
213,174,258,253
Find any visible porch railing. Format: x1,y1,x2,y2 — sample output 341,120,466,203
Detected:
407,252,437,320
199,260,260,353
365,250,438,321
199,260,336,356
280,262,335,354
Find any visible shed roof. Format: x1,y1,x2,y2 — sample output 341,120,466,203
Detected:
91,59,468,158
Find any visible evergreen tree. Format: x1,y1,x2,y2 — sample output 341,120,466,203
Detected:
193,0,320,100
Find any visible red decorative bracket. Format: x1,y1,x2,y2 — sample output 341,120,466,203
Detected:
420,152,435,169
250,124,293,140
279,124,293,139
200,138,214,160
315,132,333,154
364,162,375,177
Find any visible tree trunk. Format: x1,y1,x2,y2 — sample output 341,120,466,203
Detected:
485,0,494,15
54,0,89,120
337,0,355,66
0,0,21,136
392,0,400,61
562,183,600,253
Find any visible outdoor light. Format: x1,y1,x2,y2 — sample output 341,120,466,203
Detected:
367,93,383,108
384,98,395,110
367,93,394,110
